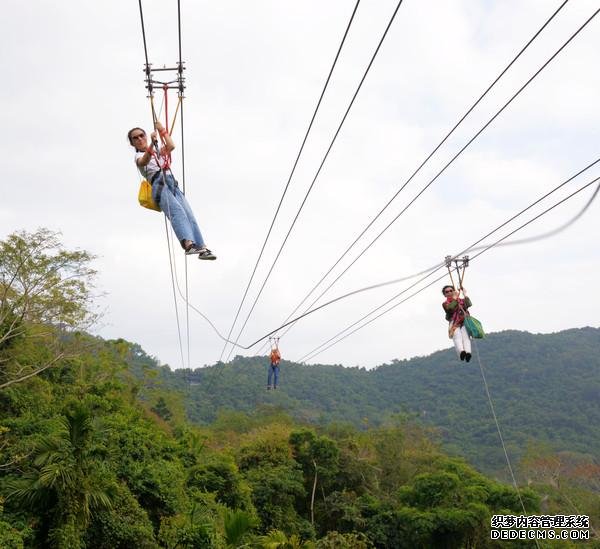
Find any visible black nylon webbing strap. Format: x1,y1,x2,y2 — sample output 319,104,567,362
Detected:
151,170,165,207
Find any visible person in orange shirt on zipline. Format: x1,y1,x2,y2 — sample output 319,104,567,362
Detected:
267,343,282,390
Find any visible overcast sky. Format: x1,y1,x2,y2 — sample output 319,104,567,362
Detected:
2,0,599,370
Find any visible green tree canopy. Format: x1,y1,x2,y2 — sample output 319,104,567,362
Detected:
0,228,97,390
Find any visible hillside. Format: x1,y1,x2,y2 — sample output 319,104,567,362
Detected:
1,230,597,547
156,327,600,475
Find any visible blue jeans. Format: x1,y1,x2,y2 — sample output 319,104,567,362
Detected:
268,364,279,388
152,172,205,246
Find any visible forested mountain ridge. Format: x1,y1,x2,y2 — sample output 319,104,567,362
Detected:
157,327,600,475
1,230,598,547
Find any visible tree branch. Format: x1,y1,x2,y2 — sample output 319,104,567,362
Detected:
0,353,66,389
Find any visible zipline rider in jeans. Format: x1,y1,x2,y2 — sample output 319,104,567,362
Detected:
267,346,282,390
128,122,216,260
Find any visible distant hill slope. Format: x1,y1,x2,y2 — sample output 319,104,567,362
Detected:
139,327,600,474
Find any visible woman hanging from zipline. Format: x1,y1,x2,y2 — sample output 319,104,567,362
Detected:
128,122,216,260
442,285,472,362
267,341,282,390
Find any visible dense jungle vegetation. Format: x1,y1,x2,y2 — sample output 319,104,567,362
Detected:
0,229,598,548
163,328,600,475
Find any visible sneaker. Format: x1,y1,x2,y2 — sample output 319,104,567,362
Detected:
184,243,204,255
198,247,217,260
465,353,472,363
460,351,466,361
266,385,272,390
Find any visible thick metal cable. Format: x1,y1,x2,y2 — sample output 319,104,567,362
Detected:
286,155,600,343
204,165,595,398
138,0,150,69
225,0,405,362
266,2,596,356
140,3,598,361
176,5,191,371
218,0,362,362
177,0,183,68
175,165,600,353
306,3,600,304
138,0,188,369
257,0,572,356
264,1,598,354
299,176,600,362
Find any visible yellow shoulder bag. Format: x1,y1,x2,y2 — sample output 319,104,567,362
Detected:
138,179,161,212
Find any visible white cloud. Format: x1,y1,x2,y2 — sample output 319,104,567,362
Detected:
2,0,599,370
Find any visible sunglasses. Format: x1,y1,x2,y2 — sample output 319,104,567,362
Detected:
444,289,454,294
131,133,146,140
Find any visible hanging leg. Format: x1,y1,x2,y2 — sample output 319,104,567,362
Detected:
460,326,472,361
155,176,196,243
174,186,206,247
450,322,465,359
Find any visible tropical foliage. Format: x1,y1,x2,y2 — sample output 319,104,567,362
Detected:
0,229,597,547
166,329,600,476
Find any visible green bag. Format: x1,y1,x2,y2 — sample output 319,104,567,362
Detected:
464,315,485,339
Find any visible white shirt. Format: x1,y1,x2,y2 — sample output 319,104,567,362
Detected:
135,149,169,181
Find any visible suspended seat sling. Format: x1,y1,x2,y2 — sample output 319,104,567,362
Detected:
445,255,485,340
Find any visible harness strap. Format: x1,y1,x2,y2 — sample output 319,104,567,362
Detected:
170,97,182,136
451,297,469,329
163,84,169,134
152,169,181,207
150,170,165,206
158,85,173,171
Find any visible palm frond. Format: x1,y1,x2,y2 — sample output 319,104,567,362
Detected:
223,509,257,547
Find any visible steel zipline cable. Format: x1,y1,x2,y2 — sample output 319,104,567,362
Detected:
137,2,598,363
137,0,188,369
175,0,192,370
299,175,600,363
218,0,362,363
258,167,600,356
177,0,183,68
137,0,150,70
172,158,599,352
194,176,598,479
259,151,600,358
259,1,594,354
223,0,406,363
255,0,572,355
175,0,186,194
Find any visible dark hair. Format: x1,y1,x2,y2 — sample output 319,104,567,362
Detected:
127,127,146,147
442,285,454,295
